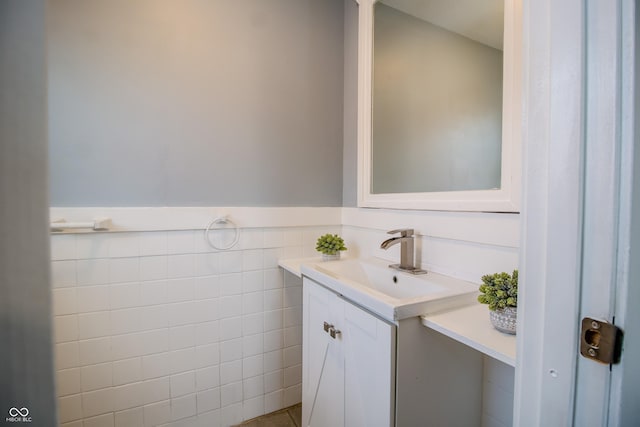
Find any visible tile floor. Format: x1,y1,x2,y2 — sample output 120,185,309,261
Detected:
233,404,302,427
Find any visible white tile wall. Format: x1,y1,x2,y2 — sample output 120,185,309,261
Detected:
53,226,336,427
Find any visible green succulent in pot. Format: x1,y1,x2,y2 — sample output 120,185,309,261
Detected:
316,233,347,256
478,270,518,334
478,270,518,311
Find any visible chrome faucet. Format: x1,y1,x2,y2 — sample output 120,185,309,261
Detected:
380,229,427,275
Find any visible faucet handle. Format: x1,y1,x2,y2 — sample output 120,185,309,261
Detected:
387,228,414,237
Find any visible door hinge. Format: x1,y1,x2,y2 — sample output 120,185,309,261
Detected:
580,317,623,364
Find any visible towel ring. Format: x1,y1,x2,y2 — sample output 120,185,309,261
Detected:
204,216,240,250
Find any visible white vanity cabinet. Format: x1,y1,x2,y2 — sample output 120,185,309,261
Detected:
302,277,396,427
302,275,486,427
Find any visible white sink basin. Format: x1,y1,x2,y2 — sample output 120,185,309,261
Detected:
301,257,478,322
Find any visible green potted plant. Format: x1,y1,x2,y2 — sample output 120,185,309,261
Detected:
478,270,518,334
316,233,347,261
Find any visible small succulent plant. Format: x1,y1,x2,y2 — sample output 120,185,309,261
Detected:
315,234,347,255
478,270,518,311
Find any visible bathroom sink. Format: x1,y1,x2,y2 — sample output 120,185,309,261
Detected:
301,257,478,322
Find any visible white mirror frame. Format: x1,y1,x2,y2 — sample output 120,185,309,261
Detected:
357,0,522,212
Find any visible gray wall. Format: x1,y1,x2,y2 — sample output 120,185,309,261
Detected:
342,0,359,207
372,4,503,194
0,0,57,423
48,0,345,207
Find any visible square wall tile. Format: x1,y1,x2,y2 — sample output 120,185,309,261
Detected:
242,271,263,293
219,274,242,296
108,233,140,258
108,257,139,284
113,357,142,386
51,234,77,261
242,313,264,336
243,375,263,399
219,317,241,342
196,320,220,345
284,365,302,388
139,256,167,282
77,286,109,313
82,387,114,417
54,315,79,343
242,292,263,315
143,400,171,427
140,280,167,306
169,348,196,375
219,296,242,319
218,252,243,274
264,269,283,290
242,334,263,358
56,342,80,370
171,371,196,398
142,377,171,405
195,343,220,369
242,396,264,422
114,407,144,427
78,311,111,340
194,276,220,300
81,362,113,392
109,283,142,310
166,278,195,303
264,370,283,394
78,337,112,366
139,232,167,257
264,390,284,414
264,331,284,354
169,325,196,351
58,394,83,423
171,393,197,421
197,388,221,414
53,288,78,316
196,253,219,276
263,229,284,248
166,231,195,255
56,368,81,397
220,339,243,364
113,381,145,412
76,259,109,286
220,382,242,407
220,403,242,427
242,250,263,272
76,234,109,259
220,360,242,386
167,254,195,279
196,366,220,392
51,260,76,287
242,355,263,379
283,384,301,407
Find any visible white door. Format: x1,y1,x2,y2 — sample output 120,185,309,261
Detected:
517,0,639,425
302,279,345,427
343,298,395,427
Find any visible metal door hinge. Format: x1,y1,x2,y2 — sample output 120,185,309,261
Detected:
580,317,623,364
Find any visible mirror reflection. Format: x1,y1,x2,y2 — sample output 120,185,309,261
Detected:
372,0,505,194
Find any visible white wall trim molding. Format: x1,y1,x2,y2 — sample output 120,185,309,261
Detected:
341,207,520,248
49,207,343,232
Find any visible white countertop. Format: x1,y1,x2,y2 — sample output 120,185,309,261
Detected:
278,257,320,278
421,304,516,367
279,257,516,366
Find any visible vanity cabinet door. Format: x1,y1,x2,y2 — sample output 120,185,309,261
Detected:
302,278,345,427
343,301,395,427
302,278,396,427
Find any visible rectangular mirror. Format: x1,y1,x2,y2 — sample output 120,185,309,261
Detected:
357,0,522,211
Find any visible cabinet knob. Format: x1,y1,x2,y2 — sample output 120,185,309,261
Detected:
323,322,332,332
329,328,341,339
